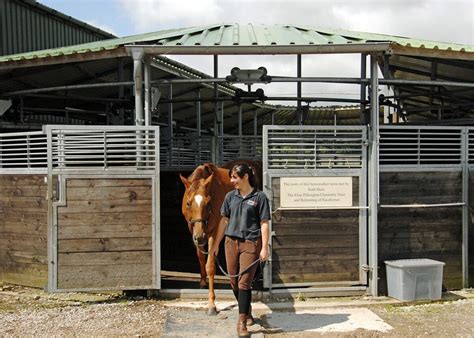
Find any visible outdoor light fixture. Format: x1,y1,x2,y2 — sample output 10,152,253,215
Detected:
226,67,272,84
234,88,266,102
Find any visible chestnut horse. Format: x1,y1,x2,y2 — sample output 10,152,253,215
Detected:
179,160,262,315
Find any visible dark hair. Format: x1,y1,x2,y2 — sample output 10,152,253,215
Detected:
229,162,256,187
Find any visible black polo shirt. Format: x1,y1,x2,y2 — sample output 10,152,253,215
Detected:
220,189,271,241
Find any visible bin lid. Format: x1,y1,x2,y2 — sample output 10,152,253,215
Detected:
385,258,445,268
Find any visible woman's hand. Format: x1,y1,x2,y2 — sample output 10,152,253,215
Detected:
259,245,269,262
260,220,270,262
209,245,219,257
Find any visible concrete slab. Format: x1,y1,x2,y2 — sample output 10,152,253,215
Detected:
264,308,393,334
163,296,399,312
163,304,265,337
163,300,393,336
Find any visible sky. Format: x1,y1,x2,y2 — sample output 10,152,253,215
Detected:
39,0,474,105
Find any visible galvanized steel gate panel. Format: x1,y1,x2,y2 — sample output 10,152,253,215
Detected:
263,125,368,289
45,125,161,292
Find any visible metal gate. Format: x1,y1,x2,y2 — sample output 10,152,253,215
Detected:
45,125,160,292
263,125,368,291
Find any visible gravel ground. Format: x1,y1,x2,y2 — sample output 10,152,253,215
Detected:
0,285,166,336
1,284,473,337
371,296,474,337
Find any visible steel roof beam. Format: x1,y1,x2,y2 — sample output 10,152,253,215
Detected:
5,76,473,98
389,64,470,83
395,86,472,103
404,101,474,113
126,43,391,56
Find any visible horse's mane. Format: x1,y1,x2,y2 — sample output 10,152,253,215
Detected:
185,160,262,189
187,163,219,182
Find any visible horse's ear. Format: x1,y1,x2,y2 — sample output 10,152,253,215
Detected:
203,174,213,190
203,163,215,176
180,174,191,189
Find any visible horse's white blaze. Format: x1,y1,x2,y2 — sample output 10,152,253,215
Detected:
194,194,204,207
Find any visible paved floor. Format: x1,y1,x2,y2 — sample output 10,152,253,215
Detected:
164,304,265,337
163,298,395,337
264,308,392,334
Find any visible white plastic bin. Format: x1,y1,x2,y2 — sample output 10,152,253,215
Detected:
385,258,445,301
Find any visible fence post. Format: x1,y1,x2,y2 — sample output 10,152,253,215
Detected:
368,54,380,297
462,128,469,288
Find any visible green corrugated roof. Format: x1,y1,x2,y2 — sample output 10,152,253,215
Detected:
147,24,473,51
1,24,472,63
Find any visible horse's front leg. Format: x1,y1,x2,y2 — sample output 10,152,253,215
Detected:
196,247,207,289
205,237,217,315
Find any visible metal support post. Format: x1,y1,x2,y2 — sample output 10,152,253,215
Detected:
19,96,24,124
168,84,173,167
197,89,202,164
254,110,258,136
297,54,302,125
461,129,469,288
368,55,380,296
132,49,144,126
254,110,258,158
254,109,258,157
212,55,218,163
219,101,224,164
238,105,243,136
144,57,151,126
117,58,125,125
220,101,224,136
238,105,243,157
143,57,152,166
360,53,367,121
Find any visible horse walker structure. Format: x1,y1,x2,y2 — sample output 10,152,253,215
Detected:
1,24,473,298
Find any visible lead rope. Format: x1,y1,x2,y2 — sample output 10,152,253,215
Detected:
195,245,261,278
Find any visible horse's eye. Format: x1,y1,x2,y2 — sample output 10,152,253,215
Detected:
186,201,191,209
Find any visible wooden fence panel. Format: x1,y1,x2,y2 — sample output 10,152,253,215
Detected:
57,178,153,289
378,171,463,292
0,175,48,288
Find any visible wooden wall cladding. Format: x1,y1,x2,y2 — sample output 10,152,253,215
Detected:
271,177,361,284
378,171,463,292
56,178,153,289
0,175,48,287
2,170,471,291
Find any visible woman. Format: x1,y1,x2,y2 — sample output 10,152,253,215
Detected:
210,162,270,337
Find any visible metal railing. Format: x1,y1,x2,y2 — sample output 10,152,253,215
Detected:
0,131,47,172
219,135,262,164
468,129,474,165
5,125,474,172
160,134,212,169
46,126,159,172
265,126,366,170
379,126,463,166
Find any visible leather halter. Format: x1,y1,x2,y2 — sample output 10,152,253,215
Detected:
187,202,212,230
189,218,208,227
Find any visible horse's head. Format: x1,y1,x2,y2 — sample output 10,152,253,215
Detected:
180,173,214,247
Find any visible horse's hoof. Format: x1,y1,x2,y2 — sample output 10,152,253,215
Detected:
207,307,217,315
199,284,207,289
